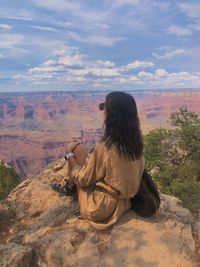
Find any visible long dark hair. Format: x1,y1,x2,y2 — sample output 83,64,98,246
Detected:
101,91,143,160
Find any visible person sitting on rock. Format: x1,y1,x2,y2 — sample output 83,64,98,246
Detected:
60,91,144,230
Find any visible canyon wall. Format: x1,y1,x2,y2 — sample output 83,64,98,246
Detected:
0,89,200,179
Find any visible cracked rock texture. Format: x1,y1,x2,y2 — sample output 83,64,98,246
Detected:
0,159,199,267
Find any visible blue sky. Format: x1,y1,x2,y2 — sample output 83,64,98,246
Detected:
0,0,200,92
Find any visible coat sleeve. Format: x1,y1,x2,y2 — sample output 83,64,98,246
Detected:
71,146,97,187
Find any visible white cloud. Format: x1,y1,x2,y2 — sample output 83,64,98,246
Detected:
85,35,122,47
52,46,78,56
32,0,81,12
0,33,76,59
153,49,185,59
166,25,191,37
68,69,90,76
24,37,71,52
112,0,139,8
89,68,120,77
178,3,200,19
177,4,200,34
67,31,124,47
129,76,140,82
13,74,22,80
96,60,115,68
14,73,54,83
0,34,28,58
31,25,58,32
122,60,154,71
33,81,50,85
34,0,111,34
53,50,67,56
69,68,121,78
0,24,12,30
138,71,153,79
77,10,109,25
28,65,64,74
0,34,24,48
66,76,86,83
134,69,200,88
1,32,70,54
92,81,104,87
16,73,52,79
155,69,168,77
58,54,84,66
0,53,5,59
0,8,33,21
42,60,57,66
192,23,200,31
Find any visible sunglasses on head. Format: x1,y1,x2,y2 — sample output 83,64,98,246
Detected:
99,102,105,111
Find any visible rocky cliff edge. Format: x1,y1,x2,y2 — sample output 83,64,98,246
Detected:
0,159,200,267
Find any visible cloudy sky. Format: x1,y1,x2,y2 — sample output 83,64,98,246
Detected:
0,0,200,92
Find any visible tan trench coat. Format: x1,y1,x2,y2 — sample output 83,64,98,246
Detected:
71,141,144,230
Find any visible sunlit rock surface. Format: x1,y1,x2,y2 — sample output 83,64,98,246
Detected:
0,159,199,267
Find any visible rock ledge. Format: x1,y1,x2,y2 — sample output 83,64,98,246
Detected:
0,160,199,267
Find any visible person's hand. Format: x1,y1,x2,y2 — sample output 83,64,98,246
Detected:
65,142,80,154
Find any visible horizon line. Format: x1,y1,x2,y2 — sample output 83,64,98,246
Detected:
0,87,200,95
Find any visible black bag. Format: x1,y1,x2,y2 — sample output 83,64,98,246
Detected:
130,169,160,217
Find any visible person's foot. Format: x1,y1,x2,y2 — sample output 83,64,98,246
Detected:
64,180,77,198
51,182,67,196
51,180,77,198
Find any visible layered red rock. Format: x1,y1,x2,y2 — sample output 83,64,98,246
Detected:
0,89,199,179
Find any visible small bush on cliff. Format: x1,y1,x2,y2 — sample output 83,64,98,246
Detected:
0,161,20,201
144,107,200,213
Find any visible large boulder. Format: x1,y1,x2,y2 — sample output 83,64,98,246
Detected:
0,159,199,266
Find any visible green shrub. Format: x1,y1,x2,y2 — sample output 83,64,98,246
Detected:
170,180,200,213
0,161,20,201
144,107,200,213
